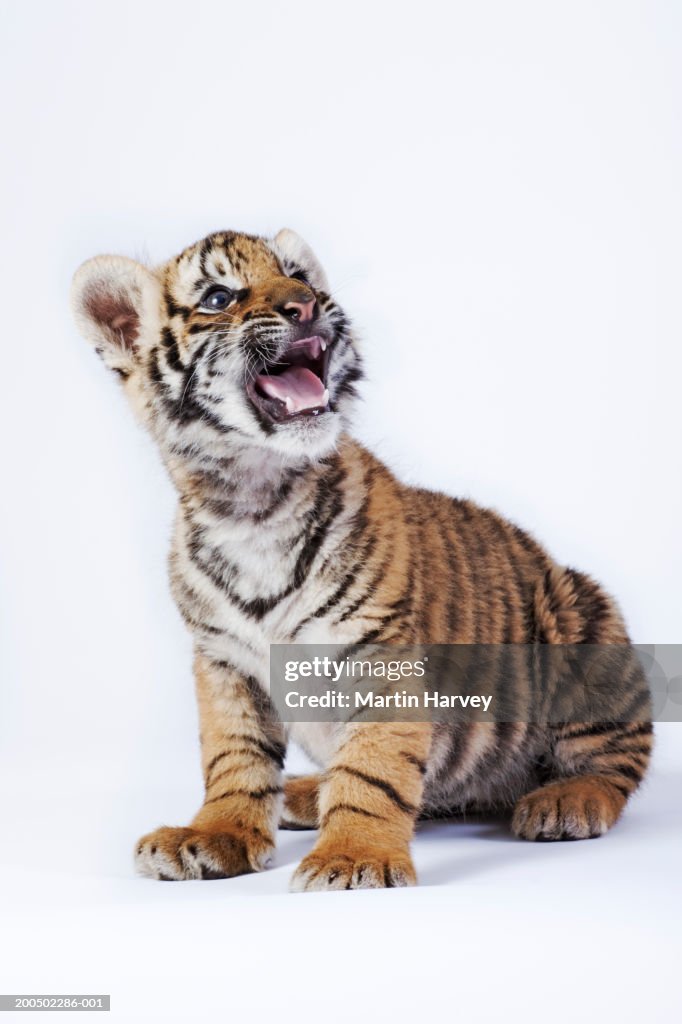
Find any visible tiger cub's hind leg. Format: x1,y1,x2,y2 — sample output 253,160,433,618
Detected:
513,774,628,840
280,774,321,830
512,721,653,841
515,568,654,841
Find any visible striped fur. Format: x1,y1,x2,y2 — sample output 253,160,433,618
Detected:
72,229,652,890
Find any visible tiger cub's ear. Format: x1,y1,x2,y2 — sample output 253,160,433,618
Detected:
71,255,160,377
272,229,330,293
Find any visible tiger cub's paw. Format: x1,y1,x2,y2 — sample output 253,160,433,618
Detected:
134,825,274,880
512,776,626,841
290,842,416,892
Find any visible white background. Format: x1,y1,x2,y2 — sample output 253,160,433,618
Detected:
1,1,680,1022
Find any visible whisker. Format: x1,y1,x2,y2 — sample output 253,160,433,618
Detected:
178,367,200,413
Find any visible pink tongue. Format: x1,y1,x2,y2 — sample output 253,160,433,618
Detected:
257,367,327,414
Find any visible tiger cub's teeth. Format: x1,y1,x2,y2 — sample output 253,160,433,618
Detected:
321,340,327,351
323,389,330,406
285,396,295,414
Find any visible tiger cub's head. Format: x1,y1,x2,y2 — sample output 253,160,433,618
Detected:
72,230,362,461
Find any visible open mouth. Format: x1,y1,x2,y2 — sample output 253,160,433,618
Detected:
248,335,331,422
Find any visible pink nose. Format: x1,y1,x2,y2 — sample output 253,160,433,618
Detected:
284,298,316,323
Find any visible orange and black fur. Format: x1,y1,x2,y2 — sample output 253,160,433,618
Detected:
72,229,652,890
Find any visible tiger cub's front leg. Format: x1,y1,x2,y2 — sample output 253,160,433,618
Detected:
135,655,285,881
290,723,432,891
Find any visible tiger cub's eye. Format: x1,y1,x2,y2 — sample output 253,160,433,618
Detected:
200,286,235,311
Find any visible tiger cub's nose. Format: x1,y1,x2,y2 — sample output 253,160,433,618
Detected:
283,298,316,323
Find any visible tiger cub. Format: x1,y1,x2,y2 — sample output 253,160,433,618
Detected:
72,229,652,890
